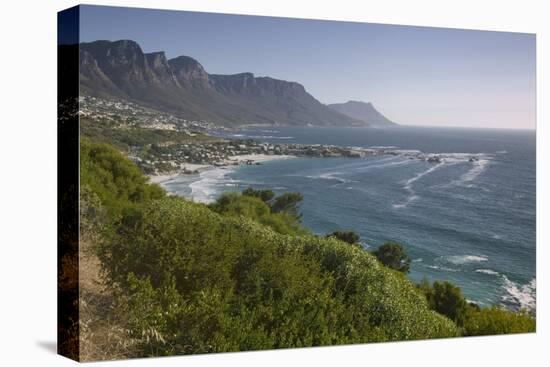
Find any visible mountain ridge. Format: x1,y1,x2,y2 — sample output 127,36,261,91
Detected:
78,39,378,127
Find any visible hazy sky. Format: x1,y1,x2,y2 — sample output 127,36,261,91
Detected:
79,5,536,129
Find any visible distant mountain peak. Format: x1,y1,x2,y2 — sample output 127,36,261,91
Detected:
348,100,373,106
328,100,397,127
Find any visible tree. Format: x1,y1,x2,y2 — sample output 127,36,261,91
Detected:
270,192,303,217
418,278,535,332
327,231,360,245
372,242,411,273
417,277,434,303
242,188,275,203
209,192,270,219
419,280,468,326
209,192,305,236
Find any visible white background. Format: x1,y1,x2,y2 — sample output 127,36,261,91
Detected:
0,0,547,365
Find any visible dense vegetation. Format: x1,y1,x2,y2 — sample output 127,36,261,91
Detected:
326,231,361,246
80,139,165,217
417,279,535,334
372,242,411,274
463,306,535,336
79,139,534,359
209,189,307,236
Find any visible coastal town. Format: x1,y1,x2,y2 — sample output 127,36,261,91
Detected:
77,96,482,178
133,136,482,179
131,139,375,176
79,95,223,134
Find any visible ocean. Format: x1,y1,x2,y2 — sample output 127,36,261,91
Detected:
161,126,536,312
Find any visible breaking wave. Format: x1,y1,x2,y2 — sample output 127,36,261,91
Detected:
358,157,415,172
443,254,489,265
460,159,491,184
501,276,536,312
393,162,445,208
305,172,353,184
369,145,399,149
247,135,294,140
424,264,460,272
189,167,236,203
475,269,500,276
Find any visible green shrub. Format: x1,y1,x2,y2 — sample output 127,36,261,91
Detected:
80,139,164,217
418,280,468,326
417,279,535,334
242,187,275,202
209,192,306,235
372,242,411,273
98,198,458,356
326,231,361,245
270,192,303,217
209,192,271,219
463,306,535,336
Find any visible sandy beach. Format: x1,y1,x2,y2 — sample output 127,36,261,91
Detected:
148,154,295,184
148,163,211,184
225,154,295,164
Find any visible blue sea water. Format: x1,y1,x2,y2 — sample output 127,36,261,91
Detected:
162,126,536,312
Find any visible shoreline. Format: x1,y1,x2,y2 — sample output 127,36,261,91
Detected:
144,136,535,313
148,153,295,184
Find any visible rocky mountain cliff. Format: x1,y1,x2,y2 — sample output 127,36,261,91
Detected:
78,39,363,127
328,100,397,127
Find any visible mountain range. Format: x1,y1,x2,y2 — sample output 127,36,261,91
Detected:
78,39,397,127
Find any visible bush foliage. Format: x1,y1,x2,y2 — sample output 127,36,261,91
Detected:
372,242,411,273
418,279,468,326
417,279,535,335
209,191,306,236
80,139,534,358
326,230,361,245
99,198,457,356
463,307,535,336
80,139,164,217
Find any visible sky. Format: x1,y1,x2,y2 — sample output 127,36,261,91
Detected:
78,5,536,129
